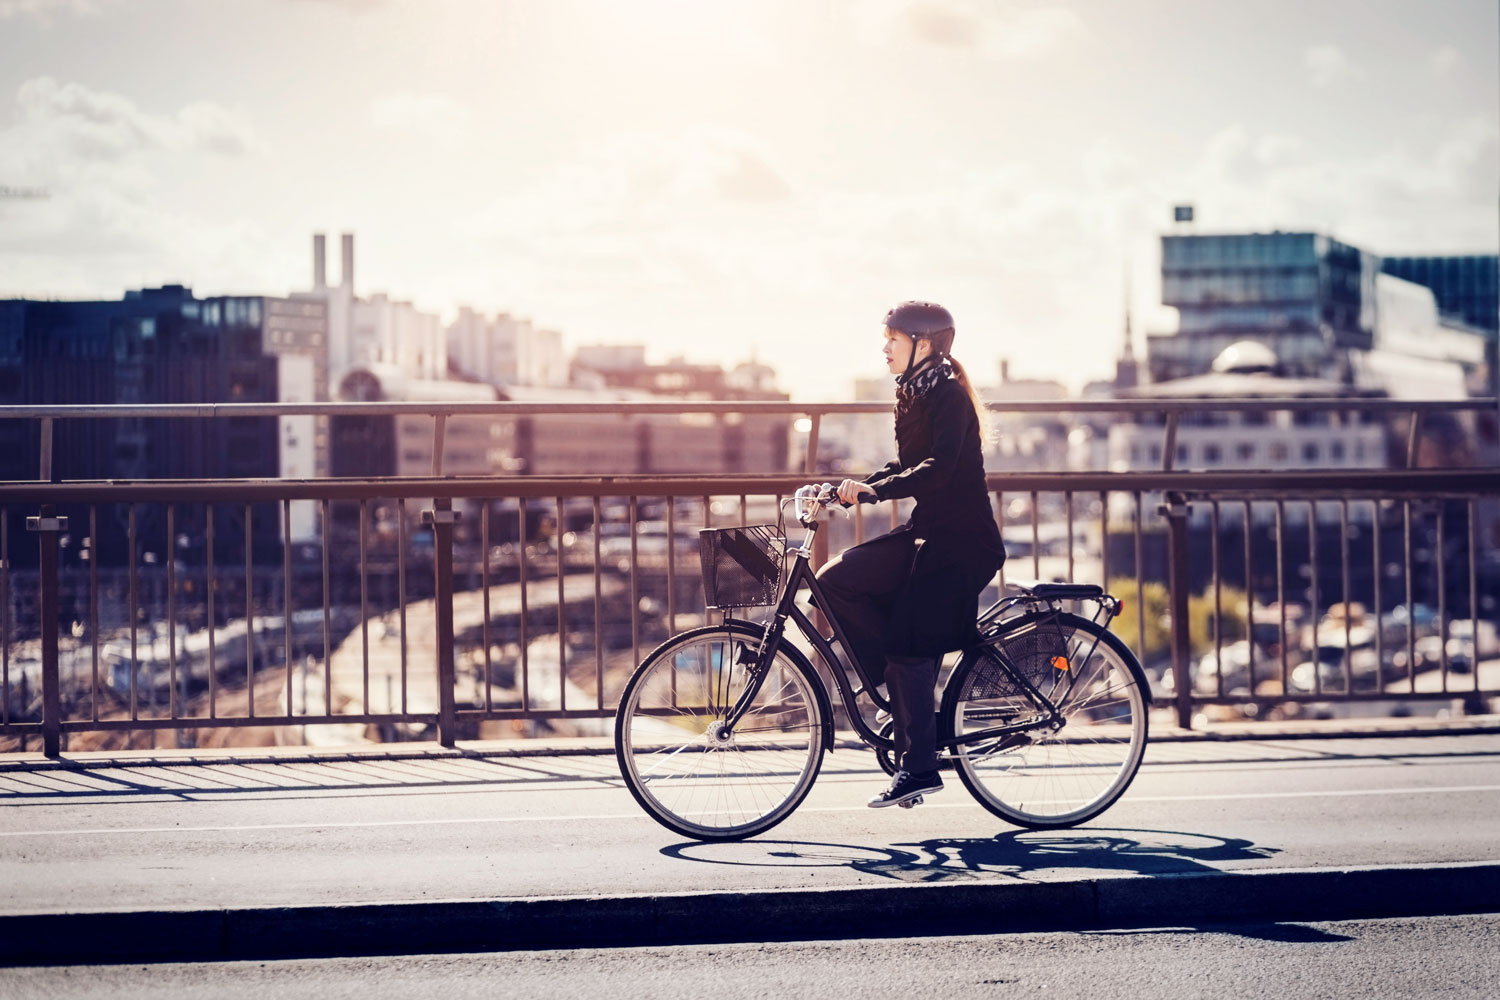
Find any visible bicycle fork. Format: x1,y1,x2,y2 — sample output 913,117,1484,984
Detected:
716,617,784,736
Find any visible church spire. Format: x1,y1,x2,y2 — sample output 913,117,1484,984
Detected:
1115,260,1140,390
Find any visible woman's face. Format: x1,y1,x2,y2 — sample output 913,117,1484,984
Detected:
883,328,914,375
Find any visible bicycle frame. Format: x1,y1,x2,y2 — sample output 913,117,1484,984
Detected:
721,493,1119,756
708,505,886,743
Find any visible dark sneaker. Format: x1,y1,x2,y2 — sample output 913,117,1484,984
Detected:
867,769,943,808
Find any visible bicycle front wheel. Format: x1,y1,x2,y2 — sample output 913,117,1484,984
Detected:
615,623,828,841
942,611,1149,829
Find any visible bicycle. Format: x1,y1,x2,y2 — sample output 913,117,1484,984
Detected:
614,484,1151,842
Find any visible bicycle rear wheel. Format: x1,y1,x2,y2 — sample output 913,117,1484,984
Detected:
942,610,1149,829
615,623,828,841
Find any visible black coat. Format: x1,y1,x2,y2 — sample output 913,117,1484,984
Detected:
860,374,1006,657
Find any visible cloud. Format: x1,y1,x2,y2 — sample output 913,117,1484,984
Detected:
903,1,981,46
0,77,277,299
457,124,1134,358
282,0,384,9
1181,117,1497,252
14,77,266,160
16,77,163,159
0,0,106,20
1430,45,1464,76
1304,44,1361,88
861,0,1081,59
463,130,794,241
1194,124,1309,186
983,4,1081,58
369,93,470,141
446,129,807,323
177,101,267,157
714,149,793,203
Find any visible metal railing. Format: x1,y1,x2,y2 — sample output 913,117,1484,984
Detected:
1,398,1497,755
6,396,1496,480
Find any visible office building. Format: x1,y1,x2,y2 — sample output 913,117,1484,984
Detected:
1150,231,1486,399
0,285,329,562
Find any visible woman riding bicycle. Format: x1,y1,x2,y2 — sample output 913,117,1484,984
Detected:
819,301,1006,808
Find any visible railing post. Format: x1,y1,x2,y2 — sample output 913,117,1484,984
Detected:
1405,409,1423,468
803,412,821,476
28,506,68,756
1161,491,1194,730
804,410,830,576
1161,411,1179,471
431,413,447,477
39,417,54,482
424,498,459,748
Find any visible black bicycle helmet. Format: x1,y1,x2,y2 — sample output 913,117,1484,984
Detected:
884,301,955,378
884,300,955,340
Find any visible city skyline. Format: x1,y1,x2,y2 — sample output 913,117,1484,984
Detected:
0,0,1495,399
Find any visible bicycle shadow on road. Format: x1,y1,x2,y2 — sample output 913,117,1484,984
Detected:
886,828,1282,880
662,832,1360,945
662,827,1281,884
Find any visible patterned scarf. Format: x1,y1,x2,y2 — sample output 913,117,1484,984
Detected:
894,358,953,421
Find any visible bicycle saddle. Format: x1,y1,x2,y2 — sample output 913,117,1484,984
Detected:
1006,579,1105,601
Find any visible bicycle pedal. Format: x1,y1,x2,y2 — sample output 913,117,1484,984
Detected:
898,795,923,809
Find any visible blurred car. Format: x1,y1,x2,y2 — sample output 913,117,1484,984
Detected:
1289,643,1382,694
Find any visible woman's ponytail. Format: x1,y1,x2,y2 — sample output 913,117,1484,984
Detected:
947,355,990,448
917,328,988,448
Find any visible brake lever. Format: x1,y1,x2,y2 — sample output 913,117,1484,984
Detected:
819,483,878,511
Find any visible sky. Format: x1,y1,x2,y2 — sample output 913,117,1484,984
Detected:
0,0,1495,399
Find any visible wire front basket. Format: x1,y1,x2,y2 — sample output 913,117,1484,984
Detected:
699,525,785,609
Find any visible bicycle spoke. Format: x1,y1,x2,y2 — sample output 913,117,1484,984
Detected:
618,626,825,840
948,612,1147,829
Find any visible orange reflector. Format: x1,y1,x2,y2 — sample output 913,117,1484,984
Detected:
1051,656,1070,672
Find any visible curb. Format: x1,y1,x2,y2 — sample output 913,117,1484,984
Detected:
3,861,1498,966
3,717,1499,772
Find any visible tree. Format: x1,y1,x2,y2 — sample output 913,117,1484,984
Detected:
1107,577,1249,663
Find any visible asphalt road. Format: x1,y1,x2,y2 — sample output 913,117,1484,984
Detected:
2,733,1498,914
3,914,1498,999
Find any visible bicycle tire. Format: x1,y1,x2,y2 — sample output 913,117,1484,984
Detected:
941,610,1149,829
615,622,829,841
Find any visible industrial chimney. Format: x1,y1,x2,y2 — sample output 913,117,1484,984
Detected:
312,233,327,289
340,233,355,290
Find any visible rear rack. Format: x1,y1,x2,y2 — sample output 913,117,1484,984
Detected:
978,579,1122,635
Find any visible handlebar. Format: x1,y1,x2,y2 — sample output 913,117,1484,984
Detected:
792,482,876,526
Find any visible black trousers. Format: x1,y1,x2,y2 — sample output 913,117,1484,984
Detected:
817,532,940,773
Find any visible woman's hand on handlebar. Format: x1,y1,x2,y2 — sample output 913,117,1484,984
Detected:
836,479,877,506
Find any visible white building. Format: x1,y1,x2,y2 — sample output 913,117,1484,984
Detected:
348,293,445,382
1357,273,1488,400
1104,341,1389,526
572,343,647,373
979,359,1069,472
297,232,448,389
448,308,567,388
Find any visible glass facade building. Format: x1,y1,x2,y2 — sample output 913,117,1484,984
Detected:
0,287,328,564
1380,255,1498,339
1151,232,1492,390
1152,232,1381,383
